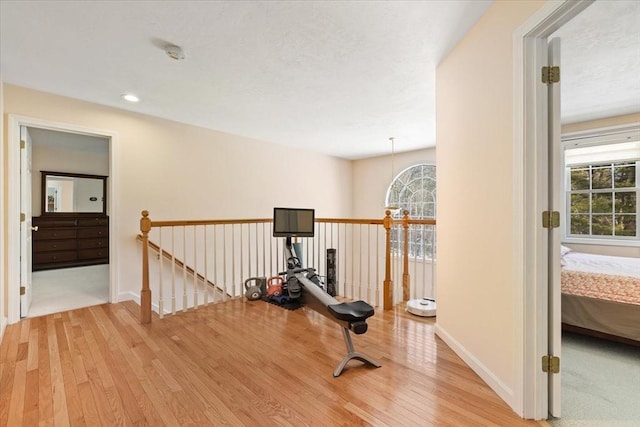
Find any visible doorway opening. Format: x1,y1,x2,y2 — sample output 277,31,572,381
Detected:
7,115,118,323
519,0,639,422
28,127,111,317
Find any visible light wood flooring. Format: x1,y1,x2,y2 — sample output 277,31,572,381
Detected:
0,299,542,426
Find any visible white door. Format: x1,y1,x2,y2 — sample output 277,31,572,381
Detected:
20,126,34,317
547,36,562,418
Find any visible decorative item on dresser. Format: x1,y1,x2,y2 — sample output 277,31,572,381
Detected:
32,215,109,270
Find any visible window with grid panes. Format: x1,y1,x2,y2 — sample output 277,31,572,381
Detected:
385,164,436,259
568,161,638,238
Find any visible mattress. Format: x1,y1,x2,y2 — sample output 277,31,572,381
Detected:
561,250,640,342
562,250,640,279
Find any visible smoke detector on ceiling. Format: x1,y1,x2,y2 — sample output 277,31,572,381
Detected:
165,44,185,60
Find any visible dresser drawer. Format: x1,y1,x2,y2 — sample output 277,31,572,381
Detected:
78,248,109,260
33,239,77,252
33,251,77,265
34,228,77,240
78,227,109,238
32,214,109,270
78,238,108,250
78,218,109,227
32,218,78,227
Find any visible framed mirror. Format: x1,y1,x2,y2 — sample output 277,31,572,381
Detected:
41,171,108,215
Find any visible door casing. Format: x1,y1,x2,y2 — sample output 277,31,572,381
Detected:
19,125,34,317
7,115,119,324
514,0,594,419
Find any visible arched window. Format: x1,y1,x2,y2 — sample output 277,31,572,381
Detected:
385,163,436,258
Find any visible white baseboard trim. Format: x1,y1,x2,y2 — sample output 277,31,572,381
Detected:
0,316,7,344
118,291,168,315
118,291,139,304
435,324,517,413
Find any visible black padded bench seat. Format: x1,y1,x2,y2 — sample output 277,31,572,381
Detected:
327,300,374,323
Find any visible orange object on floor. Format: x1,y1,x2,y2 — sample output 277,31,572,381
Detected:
267,276,284,296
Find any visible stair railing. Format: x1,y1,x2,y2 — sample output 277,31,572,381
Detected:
139,210,436,323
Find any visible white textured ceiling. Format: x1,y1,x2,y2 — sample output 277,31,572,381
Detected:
552,0,640,124
0,0,491,159
1,1,639,159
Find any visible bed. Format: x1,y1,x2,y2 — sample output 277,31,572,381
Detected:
561,246,640,344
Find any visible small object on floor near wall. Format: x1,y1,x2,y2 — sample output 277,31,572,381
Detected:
407,298,437,317
266,276,283,297
244,277,266,301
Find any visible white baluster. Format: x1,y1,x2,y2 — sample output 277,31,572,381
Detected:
171,226,176,315
159,227,164,319
204,225,209,306
223,225,228,302
182,226,188,311
193,225,198,309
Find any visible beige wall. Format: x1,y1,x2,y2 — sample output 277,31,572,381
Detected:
2,84,353,304
352,147,436,218
435,0,546,408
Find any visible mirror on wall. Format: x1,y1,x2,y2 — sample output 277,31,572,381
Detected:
41,171,107,215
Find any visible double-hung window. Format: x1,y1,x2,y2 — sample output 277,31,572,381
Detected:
564,125,640,242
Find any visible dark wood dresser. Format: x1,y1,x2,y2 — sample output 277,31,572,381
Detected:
32,215,109,271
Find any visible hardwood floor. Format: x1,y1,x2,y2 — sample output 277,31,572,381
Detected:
1,299,542,426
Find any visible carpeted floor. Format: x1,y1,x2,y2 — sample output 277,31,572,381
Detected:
549,332,640,427
28,264,109,317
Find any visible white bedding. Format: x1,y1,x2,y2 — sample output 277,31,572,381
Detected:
562,250,640,279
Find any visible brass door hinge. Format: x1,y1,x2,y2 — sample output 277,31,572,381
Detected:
20,286,26,296
542,211,560,228
542,355,560,373
20,140,26,149
542,66,560,84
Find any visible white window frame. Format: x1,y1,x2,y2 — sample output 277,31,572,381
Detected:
385,163,436,260
562,124,640,247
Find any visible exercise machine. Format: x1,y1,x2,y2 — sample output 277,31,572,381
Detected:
273,207,381,377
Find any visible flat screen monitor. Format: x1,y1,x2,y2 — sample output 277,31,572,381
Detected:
273,207,315,237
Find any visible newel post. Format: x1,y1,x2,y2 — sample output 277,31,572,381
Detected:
402,210,410,302
383,210,393,310
140,210,152,324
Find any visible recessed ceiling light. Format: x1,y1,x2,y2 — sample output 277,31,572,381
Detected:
122,93,140,103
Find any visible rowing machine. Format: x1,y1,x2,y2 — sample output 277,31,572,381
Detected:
273,207,380,377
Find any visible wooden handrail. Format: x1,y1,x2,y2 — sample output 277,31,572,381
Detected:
399,218,436,225
150,218,273,227
149,218,432,227
148,217,387,227
316,218,384,225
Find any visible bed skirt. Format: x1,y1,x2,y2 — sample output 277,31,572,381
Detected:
562,293,640,342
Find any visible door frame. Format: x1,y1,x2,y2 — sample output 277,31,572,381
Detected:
514,0,594,419
7,115,119,324
19,125,34,317
0,81,4,337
